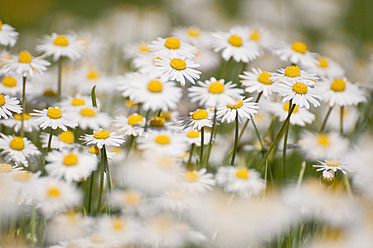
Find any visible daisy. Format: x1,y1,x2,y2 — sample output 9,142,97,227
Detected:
110,189,144,213
36,33,85,61
32,107,78,131
215,166,266,198
60,95,96,110
268,102,315,126
81,129,125,149
212,27,261,62
0,94,22,119
270,65,319,86
318,77,366,106
326,106,359,133
1,50,50,77
0,20,18,47
0,135,40,167
273,41,318,67
72,107,111,130
154,52,201,86
112,114,145,137
313,159,351,175
148,36,197,58
305,56,345,78
178,109,213,130
46,149,97,182
2,113,38,132
188,77,244,107
40,130,76,150
183,128,211,146
123,41,151,60
155,189,195,212
239,68,275,98
172,26,210,46
179,168,215,194
246,27,278,51
74,67,113,94
217,96,259,123
0,74,24,95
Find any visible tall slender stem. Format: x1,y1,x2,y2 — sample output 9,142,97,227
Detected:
203,107,217,166
199,127,204,168
87,172,95,215
297,161,307,189
319,106,333,132
97,148,105,214
187,143,195,169
282,101,292,183
43,128,54,176
230,112,239,165
344,174,352,197
20,76,27,137
340,105,344,135
144,111,150,132
57,57,63,102
250,115,265,154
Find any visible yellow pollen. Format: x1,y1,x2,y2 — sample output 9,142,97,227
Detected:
59,131,75,144
317,134,330,146
128,114,143,125
0,163,13,173
185,171,199,182
13,172,32,181
164,112,171,121
291,41,307,54
126,99,137,107
88,146,100,155
14,113,30,121
2,76,17,87
187,27,200,37
124,191,141,205
48,187,61,197
18,51,32,63
330,78,346,92
87,70,99,79
186,130,199,139
80,108,96,117
236,169,249,179
326,160,342,167
0,94,6,106
63,153,79,166
284,66,301,77
164,37,181,49
53,35,69,47
47,107,62,119
147,80,163,93
208,81,224,94
170,58,186,70
10,137,25,150
71,98,85,106
292,82,308,94
139,43,149,53
93,130,110,139
192,109,208,120
112,218,126,230
43,89,57,97
318,57,328,68
150,117,165,127
155,135,170,145
250,30,261,41
0,20,2,31
283,102,299,113
228,34,243,47
227,100,243,109
257,71,273,85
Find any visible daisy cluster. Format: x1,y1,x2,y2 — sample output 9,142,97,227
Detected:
0,9,372,248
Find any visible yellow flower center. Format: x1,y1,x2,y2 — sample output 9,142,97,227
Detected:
236,169,249,179
187,27,201,37
127,114,143,125
284,66,301,77
164,37,181,49
13,172,32,181
138,43,149,53
126,99,137,107
0,163,13,173
87,70,99,79
208,81,224,94
48,187,61,197
2,76,17,88
292,82,308,94
257,71,273,85
112,218,126,230
93,130,110,139
159,111,172,121
186,130,199,138
9,137,25,150
155,135,170,145
291,41,307,54
43,89,57,97
80,108,96,117
330,78,346,92
71,98,85,106
53,35,69,47
0,20,2,31
124,191,141,205
147,80,163,93
192,109,208,120
170,58,186,70
326,160,342,167
0,94,6,107
283,102,299,113
88,146,100,155
317,134,330,146
185,171,199,182
250,30,261,41
228,34,243,47
150,117,165,127
111,147,122,154
14,113,30,121
18,51,32,63
63,153,78,166
318,57,328,68
47,107,62,119
227,100,243,109
59,131,75,144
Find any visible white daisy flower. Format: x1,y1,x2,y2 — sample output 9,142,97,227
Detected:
246,27,278,52
60,95,96,110
40,130,76,150
326,106,359,133
0,93,22,119
81,129,125,149
313,159,352,175
73,67,113,94
271,65,319,86
239,68,275,98
0,20,18,47
0,74,24,95
72,107,111,130
179,168,215,194
131,53,159,73
318,77,366,106
110,189,145,213
215,166,266,198
178,109,213,130
2,113,38,132
1,50,50,77
36,33,85,61
112,114,145,137
155,189,195,212
148,36,197,58
32,107,78,131
154,53,201,86
273,41,318,67
212,27,261,63
268,101,315,126
0,135,40,167
188,77,244,107
172,26,211,46
46,149,97,182
183,128,211,146
305,56,345,78
217,96,259,123
0,162,23,175
193,45,220,72
123,41,151,60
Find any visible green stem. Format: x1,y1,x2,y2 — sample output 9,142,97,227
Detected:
20,76,27,138
199,127,204,168
144,111,150,132
344,174,352,197
250,115,265,155
87,172,95,215
187,143,195,169
57,57,62,102
230,112,239,165
203,107,217,166
125,135,135,159
340,105,344,135
296,161,307,189
43,128,54,176
97,147,105,215
30,203,37,244
319,106,333,132
282,100,293,183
